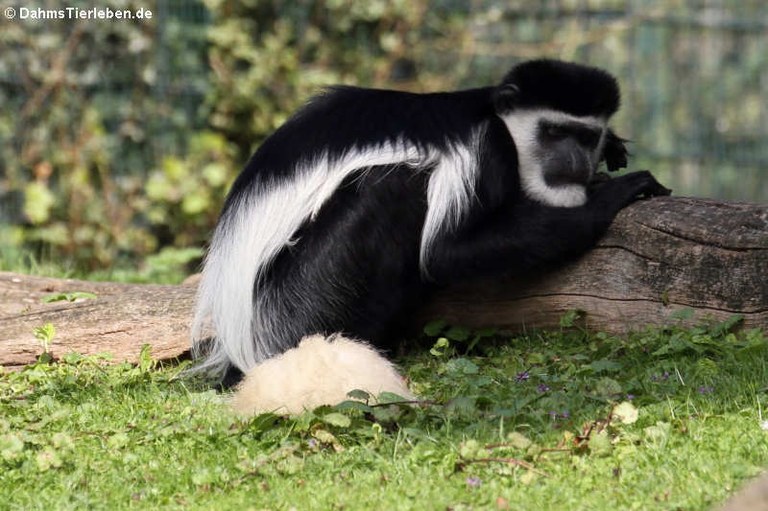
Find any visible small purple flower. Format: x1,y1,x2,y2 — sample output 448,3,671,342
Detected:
537,384,550,393
466,476,482,488
307,439,318,448
515,371,530,383
651,371,671,382
560,410,570,419
697,386,714,394
626,394,635,401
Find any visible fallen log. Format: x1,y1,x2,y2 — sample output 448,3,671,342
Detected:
1,197,766,369
0,275,196,370
419,196,768,333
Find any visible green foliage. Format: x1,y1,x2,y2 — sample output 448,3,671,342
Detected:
203,0,467,161
142,132,237,247
0,0,217,273
0,0,468,274
42,291,97,303
1,323,766,509
32,323,56,354
1,4,156,269
424,320,499,355
559,308,584,328
3,2,768,274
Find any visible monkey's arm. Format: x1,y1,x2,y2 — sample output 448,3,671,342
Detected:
425,171,670,283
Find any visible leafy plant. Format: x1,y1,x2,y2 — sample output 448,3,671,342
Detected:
32,323,56,359
42,291,97,303
1,320,767,509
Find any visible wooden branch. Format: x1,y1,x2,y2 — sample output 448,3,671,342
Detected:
419,197,768,333
0,276,196,370
1,197,766,369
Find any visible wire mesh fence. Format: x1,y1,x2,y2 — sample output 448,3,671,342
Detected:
1,1,765,245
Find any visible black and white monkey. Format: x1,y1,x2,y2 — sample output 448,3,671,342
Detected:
191,59,670,414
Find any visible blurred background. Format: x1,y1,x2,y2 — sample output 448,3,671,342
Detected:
0,0,766,281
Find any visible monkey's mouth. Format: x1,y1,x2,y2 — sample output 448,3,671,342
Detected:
544,168,592,187
542,151,595,187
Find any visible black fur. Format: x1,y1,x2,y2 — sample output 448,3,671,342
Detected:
195,59,670,383
223,86,493,212
495,59,621,117
603,129,630,171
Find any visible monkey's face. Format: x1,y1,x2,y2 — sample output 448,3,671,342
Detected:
536,117,606,187
498,109,610,208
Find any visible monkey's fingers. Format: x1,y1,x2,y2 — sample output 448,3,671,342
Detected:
636,170,672,199
635,171,672,197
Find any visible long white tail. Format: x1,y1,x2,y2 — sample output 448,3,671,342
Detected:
190,135,484,380
190,143,429,379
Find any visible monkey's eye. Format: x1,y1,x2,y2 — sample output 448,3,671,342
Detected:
542,123,567,141
576,130,600,149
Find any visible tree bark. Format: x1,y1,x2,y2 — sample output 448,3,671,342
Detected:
0,275,196,370
419,196,767,333
1,197,766,369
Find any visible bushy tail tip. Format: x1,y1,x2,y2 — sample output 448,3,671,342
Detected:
231,334,414,415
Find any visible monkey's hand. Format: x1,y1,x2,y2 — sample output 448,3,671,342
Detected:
630,170,673,198
588,171,613,186
589,170,672,215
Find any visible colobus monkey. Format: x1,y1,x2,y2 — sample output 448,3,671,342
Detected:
192,59,670,415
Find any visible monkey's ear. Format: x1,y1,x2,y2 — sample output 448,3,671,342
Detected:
602,129,628,172
493,84,520,114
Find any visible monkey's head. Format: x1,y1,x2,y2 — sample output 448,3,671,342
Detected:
493,59,628,207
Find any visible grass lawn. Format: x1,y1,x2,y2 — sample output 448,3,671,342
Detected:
1,316,766,510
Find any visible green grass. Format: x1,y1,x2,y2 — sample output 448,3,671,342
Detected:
0,247,201,284
1,318,767,510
